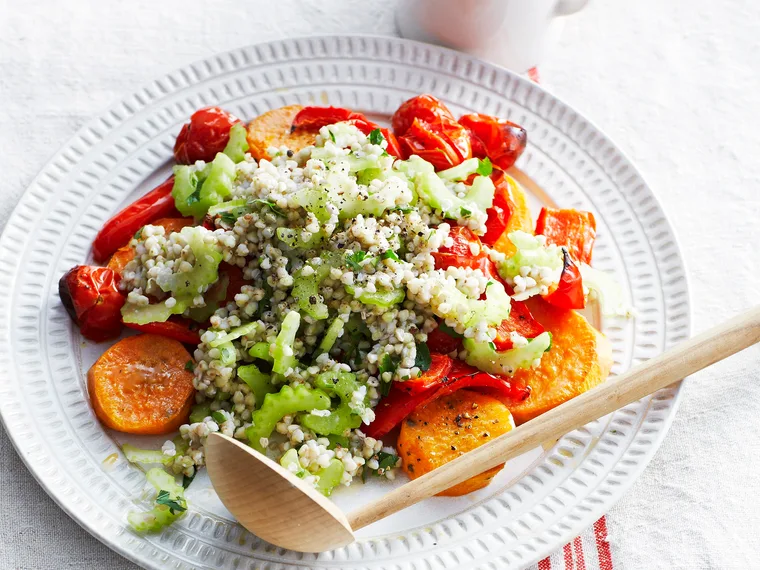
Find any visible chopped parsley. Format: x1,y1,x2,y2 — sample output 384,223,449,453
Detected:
182,472,195,489
220,212,237,225
345,250,371,272
186,186,202,206
328,129,336,143
376,451,399,471
211,411,227,424
133,228,143,240
476,157,493,176
252,199,286,217
184,360,195,372
414,342,431,371
460,207,472,218
391,205,414,214
379,250,400,262
155,490,187,515
368,128,384,145
379,353,400,376
437,322,463,339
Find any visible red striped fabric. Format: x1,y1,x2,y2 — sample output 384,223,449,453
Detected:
528,516,613,570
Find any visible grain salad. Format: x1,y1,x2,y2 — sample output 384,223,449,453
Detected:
61,97,626,532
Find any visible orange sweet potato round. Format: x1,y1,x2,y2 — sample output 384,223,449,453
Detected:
246,105,319,161
506,298,613,425
397,389,515,496
88,334,195,435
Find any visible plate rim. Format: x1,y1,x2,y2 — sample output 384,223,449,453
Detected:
0,34,691,570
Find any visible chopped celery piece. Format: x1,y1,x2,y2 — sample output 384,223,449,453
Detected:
217,341,237,367
155,227,223,297
579,263,631,317
438,157,480,181
336,176,410,220
344,285,405,307
315,459,344,497
300,403,362,436
327,434,350,449
465,280,512,328
279,449,344,497
499,231,564,300
172,435,189,455
279,448,306,477
272,311,300,375
121,296,189,325
172,153,235,218
209,321,260,347
314,371,360,407
465,175,496,212
395,155,435,178
317,317,344,354
249,341,273,362
246,384,331,452
292,264,330,320
276,226,327,250
294,187,331,223
122,444,173,466
463,331,552,376
222,123,249,163
127,468,187,532
189,403,211,424
188,269,230,322
237,363,277,409
207,198,248,216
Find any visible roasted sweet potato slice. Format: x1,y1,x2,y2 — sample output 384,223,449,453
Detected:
491,174,534,256
397,389,515,496
88,334,195,434
506,298,613,424
246,105,319,160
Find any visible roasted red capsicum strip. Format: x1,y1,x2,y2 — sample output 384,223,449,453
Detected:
426,324,462,355
481,169,513,247
535,207,597,265
92,178,180,263
365,355,530,439
543,249,586,310
124,317,201,345
59,266,125,342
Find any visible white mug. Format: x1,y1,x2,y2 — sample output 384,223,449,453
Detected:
396,0,589,73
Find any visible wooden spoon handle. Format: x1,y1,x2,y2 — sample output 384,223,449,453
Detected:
348,305,760,530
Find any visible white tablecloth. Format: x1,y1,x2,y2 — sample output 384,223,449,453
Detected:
1,1,758,568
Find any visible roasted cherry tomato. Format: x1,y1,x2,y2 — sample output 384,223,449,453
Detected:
124,317,201,345
59,266,125,342
535,207,597,265
391,94,457,137
459,113,527,170
544,249,586,310
220,264,246,304
481,169,513,247
173,106,241,164
398,117,472,170
92,178,180,263
492,289,546,350
365,355,529,439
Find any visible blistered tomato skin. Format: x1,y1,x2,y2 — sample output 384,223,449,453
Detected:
59,266,125,342
173,107,241,164
391,94,457,136
459,113,527,170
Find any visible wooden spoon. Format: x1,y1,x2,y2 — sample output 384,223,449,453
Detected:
206,305,760,552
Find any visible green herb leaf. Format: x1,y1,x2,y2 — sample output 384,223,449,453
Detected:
182,472,195,489
476,157,493,177
252,198,286,217
376,451,399,471
391,205,414,214
368,128,384,145
184,360,195,372
133,228,143,240
488,341,497,351
328,130,336,143
414,343,431,372
379,250,400,262
437,323,463,339
379,378,392,397
156,490,187,515
345,250,370,272
460,207,472,218
211,411,227,424
186,186,202,206
379,353,400,376
220,212,237,225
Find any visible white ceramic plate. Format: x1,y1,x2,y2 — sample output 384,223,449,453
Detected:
0,36,690,569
